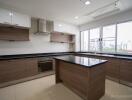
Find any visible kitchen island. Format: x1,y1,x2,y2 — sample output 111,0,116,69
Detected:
54,55,107,100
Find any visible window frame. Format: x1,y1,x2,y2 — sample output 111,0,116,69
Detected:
116,21,132,54
80,30,89,52
80,20,132,55
102,24,117,53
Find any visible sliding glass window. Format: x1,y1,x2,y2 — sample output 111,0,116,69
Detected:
80,20,132,54
80,30,89,51
102,25,116,52
89,28,100,52
117,21,132,54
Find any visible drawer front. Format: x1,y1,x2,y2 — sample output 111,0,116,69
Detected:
0,58,38,83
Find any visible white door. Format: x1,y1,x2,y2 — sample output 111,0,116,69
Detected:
0,8,12,24
12,11,31,28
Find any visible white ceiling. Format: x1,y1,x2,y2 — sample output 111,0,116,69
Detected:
0,0,132,26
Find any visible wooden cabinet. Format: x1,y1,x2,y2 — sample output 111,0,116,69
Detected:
76,54,120,82
0,26,29,41
0,8,30,41
0,8,12,24
105,58,120,82
55,59,105,100
76,54,132,87
50,31,75,43
0,58,38,84
120,60,132,86
12,11,31,28
0,8,31,28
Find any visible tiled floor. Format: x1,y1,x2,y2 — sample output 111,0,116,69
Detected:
0,75,132,100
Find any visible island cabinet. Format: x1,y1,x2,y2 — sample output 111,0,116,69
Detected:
0,58,38,84
75,53,132,87
54,56,107,100
120,60,132,86
75,54,120,82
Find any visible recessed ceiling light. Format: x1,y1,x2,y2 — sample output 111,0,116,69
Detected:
85,1,91,5
58,24,62,27
75,16,79,19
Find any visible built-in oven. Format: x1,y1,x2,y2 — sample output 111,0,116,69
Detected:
38,57,54,73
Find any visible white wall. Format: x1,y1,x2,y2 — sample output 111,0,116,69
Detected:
0,33,70,55
80,9,132,31
0,20,79,55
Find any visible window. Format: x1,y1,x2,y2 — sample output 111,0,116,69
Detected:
80,20,132,54
102,25,116,52
117,21,132,54
90,28,100,51
80,30,89,51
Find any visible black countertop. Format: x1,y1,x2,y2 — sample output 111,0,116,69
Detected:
78,53,132,60
0,52,75,60
54,55,107,68
0,51,132,60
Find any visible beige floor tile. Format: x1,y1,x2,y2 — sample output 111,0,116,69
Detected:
0,75,132,100
34,83,82,100
100,80,132,100
0,85,15,100
14,75,55,100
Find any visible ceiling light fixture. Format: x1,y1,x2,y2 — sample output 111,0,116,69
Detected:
75,16,79,19
58,24,62,27
85,1,91,5
80,0,91,5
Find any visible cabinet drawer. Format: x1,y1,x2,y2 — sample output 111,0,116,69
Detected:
0,58,38,83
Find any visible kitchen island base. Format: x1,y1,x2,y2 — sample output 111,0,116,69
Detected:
54,56,106,100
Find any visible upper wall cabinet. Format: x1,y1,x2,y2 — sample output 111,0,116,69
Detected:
0,8,12,24
53,21,78,35
0,8,31,28
12,11,31,28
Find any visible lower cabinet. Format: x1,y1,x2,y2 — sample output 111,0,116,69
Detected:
76,54,132,87
105,58,120,82
0,58,38,84
120,60,132,86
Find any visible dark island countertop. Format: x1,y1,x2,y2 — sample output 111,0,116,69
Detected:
54,55,107,68
77,53,132,60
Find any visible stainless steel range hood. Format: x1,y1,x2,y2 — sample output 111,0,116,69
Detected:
35,19,53,35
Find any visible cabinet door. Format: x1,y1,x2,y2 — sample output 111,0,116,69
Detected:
105,58,120,82
12,11,31,28
0,58,38,84
120,60,132,85
53,21,76,34
0,8,12,24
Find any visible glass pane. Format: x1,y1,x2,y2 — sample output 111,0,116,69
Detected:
117,21,132,54
80,31,84,51
90,28,100,51
102,25,116,52
83,31,89,51
80,31,89,51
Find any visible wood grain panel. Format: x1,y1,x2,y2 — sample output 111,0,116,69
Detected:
120,60,132,83
55,59,105,100
0,58,38,83
0,26,29,41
